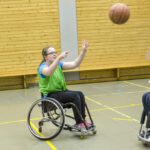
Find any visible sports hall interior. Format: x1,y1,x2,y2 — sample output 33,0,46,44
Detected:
0,0,150,150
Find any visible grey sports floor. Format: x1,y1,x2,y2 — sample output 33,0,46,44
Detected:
0,79,150,150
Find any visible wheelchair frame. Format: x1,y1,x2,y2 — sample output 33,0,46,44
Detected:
27,98,96,140
138,110,150,145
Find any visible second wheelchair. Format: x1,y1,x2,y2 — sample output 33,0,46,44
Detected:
138,110,150,145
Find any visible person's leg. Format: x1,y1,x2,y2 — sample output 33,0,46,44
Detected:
41,93,50,113
48,91,83,124
67,90,86,119
74,91,93,127
142,92,150,116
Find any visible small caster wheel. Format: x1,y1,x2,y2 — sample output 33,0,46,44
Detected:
39,121,43,126
80,135,85,139
39,127,42,132
142,142,149,147
93,130,97,135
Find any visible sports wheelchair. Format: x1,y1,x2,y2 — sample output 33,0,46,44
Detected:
138,110,150,145
27,97,96,140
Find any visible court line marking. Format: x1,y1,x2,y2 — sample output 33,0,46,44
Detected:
30,122,57,150
0,119,26,125
85,80,150,123
0,80,146,126
123,81,150,90
91,103,142,112
0,80,146,149
0,120,57,150
0,117,43,125
85,96,140,123
0,103,141,126
88,90,147,97
112,118,136,122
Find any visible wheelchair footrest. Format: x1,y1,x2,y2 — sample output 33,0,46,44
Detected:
138,130,150,143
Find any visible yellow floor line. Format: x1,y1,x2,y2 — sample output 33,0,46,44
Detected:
113,103,142,108
0,103,141,126
0,120,58,150
85,96,140,123
112,118,135,121
0,117,41,125
91,103,142,112
89,90,146,97
123,81,150,90
0,119,26,125
30,121,57,150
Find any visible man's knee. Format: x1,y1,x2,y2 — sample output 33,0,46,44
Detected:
142,92,150,104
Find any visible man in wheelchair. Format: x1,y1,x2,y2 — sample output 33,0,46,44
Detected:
38,40,93,131
138,92,150,143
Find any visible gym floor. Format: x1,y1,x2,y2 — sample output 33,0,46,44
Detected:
0,79,150,150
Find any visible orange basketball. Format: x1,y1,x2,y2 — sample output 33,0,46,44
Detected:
109,3,130,25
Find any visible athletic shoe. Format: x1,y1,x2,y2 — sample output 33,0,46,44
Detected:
73,123,86,130
84,121,92,128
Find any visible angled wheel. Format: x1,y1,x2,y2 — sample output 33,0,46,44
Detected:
93,131,97,135
27,98,65,140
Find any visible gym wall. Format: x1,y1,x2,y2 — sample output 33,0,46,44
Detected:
0,0,150,90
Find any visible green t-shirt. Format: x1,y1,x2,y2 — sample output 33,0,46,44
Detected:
38,62,67,95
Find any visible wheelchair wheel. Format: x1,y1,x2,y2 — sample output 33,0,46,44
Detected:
27,98,65,140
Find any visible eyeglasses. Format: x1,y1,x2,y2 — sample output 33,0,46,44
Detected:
47,51,57,55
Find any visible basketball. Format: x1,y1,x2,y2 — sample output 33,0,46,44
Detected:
109,3,130,25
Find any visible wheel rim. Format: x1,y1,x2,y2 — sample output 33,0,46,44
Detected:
27,99,65,140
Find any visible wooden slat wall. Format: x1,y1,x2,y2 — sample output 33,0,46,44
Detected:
76,0,150,70
1,0,150,89
0,0,60,77
0,76,24,90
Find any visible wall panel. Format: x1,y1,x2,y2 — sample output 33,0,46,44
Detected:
76,0,150,70
0,0,60,77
